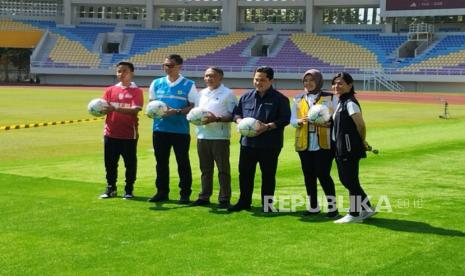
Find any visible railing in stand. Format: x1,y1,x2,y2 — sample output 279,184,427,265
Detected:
363,69,404,92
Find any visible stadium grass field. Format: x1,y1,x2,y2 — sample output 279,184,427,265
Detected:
1,86,465,274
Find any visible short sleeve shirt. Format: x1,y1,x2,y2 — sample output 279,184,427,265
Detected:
196,84,237,139
103,82,144,139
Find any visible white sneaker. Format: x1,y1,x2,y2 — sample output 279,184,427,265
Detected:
360,208,377,220
334,214,364,224
99,190,117,199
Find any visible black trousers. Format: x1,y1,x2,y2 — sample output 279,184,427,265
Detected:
335,156,371,216
237,146,281,207
298,149,337,211
104,136,138,194
152,131,192,197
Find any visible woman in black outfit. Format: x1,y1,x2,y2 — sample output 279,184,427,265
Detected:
331,72,377,224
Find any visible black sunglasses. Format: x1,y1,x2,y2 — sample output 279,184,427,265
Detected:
162,63,177,68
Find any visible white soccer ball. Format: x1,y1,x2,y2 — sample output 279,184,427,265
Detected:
307,104,331,125
186,107,209,125
146,100,168,119
87,98,109,117
237,117,258,137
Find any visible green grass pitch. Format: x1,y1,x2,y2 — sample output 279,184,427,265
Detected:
0,86,464,274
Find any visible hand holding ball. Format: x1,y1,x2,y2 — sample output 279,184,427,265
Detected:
146,100,168,119
307,104,331,125
237,117,259,137
187,107,209,125
88,98,109,117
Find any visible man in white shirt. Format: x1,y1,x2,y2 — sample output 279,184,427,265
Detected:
191,67,238,209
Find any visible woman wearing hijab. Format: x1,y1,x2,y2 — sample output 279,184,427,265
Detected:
291,69,339,218
331,72,377,224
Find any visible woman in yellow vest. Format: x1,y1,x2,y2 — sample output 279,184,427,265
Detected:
290,69,339,218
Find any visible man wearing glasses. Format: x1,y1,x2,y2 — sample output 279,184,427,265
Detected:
148,54,198,204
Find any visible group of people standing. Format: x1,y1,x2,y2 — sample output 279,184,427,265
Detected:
98,54,376,224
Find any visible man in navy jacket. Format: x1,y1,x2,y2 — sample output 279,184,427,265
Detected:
228,66,291,212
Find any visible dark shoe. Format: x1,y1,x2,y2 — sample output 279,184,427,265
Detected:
147,194,169,203
302,210,321,216
227,203,251,212
191,199,210,206
179,195,191,204
217,201,230,209
326,210,340,219
100,189,117,199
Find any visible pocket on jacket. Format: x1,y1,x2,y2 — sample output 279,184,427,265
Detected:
243,103,255,114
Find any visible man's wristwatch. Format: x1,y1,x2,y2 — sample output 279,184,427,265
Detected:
176,109,182,115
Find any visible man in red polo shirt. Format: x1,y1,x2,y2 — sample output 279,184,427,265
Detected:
99,61,144,199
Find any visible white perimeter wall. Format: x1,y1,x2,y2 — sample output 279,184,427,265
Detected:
36,71,465,93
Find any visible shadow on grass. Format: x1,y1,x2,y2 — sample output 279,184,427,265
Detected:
129,196,151,202
209,206,233,215
250,207,303,218
147,200,192,211
208,205,305,218
298,214,341,223
365,218,465,237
